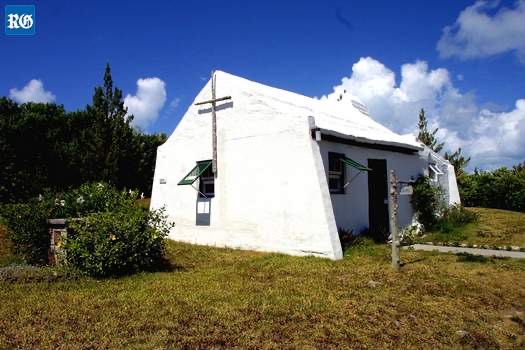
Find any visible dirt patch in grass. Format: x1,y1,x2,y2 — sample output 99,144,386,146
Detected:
1,240,524,349
420,207,525,247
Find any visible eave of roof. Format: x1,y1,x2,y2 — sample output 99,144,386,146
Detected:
314,129,422,154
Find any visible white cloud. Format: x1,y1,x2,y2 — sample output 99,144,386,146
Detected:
322,57,525,170
9,79,56,103
437,0,525,63
168,97,181,111
124,78,167,129
322,58,453,133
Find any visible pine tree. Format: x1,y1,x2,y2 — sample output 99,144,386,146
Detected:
85,64,134,185
444,148,471,176
417,108,444,153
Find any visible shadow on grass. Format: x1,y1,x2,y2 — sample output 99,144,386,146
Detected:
400,257,427,267
456,253,489,263
148,256,188,274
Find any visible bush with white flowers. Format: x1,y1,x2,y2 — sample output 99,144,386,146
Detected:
1,183,174,276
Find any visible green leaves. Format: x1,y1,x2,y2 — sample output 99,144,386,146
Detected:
459,163,525,212
411,175,442,229
0,64,166,204
0,202,48,265
444,148,471,176
417,108,444,153
65,207,173,278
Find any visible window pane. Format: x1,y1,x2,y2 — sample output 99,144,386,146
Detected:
199,165,215,197
328,152,345,193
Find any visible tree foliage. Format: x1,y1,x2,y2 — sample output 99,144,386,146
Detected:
0,201,49,265
444,148,471,177
417,108,444,153
459,163,525,212
411,175,441,229
0,65,165,204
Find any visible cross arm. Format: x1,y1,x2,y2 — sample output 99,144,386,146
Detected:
194,95,232,106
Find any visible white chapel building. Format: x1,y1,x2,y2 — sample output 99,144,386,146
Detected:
150,71,460,260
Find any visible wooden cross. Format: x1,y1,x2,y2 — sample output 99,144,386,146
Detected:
194,71,231,177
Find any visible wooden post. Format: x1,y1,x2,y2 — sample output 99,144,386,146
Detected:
194,72,232,180
389,170,400,271
211,71,218,176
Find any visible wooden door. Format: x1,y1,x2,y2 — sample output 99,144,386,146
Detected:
367,159,389,241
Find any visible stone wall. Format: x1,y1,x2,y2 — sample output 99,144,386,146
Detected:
47,219,67,265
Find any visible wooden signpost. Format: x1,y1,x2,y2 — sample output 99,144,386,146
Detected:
194,71,232,177
389,170,400,271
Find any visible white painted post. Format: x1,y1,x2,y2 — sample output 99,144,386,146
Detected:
389,170,400,271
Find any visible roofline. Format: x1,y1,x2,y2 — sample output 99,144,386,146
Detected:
313,129,422,154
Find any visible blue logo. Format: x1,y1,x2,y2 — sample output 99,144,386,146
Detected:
5,5,35,35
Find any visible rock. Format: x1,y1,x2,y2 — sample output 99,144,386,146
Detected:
368,280,380,288
456,330,468,338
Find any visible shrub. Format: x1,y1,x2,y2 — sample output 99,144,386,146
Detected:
399,223,423,245
459,163,525,212
338,228,361,250
433,205,479,233
0,183,154,268
0,201,48,265
411,176,441,229
65,207,173,277
42,182,137,219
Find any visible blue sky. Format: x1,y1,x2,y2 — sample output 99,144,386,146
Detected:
2,0,525,169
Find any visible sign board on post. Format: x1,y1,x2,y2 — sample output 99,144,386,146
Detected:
399,184,413,195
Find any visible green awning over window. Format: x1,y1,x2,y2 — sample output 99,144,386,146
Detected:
178,160,212,185
341,157,371,171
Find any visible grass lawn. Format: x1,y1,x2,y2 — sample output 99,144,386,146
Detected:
1,236,524,348
419,208,525,247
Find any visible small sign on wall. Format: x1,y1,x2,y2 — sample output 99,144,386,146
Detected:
160,178,167,184
399,184,413,195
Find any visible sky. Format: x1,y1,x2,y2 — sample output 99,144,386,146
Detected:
1,0,524,170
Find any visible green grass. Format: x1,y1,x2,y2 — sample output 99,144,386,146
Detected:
1,237,524,349
420,207,525,247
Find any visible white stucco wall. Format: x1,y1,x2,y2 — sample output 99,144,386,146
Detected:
421,148,461,206
318,141,427,234
151,73,342,259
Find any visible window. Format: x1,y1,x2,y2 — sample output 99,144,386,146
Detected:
199,163,215,198
428,163,443,182
328,152,345,194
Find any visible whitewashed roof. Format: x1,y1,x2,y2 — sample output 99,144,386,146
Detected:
213,71,423,151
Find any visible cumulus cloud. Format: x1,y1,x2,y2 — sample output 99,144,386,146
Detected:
437,0,525,63
322,57,525,170
9,79,56,103
124,78,167,129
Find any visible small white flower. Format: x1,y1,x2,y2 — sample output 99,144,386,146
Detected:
97,183,104,188
140,192,144,199
38,194,43,201
60,200,66,207
76,195,85,204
